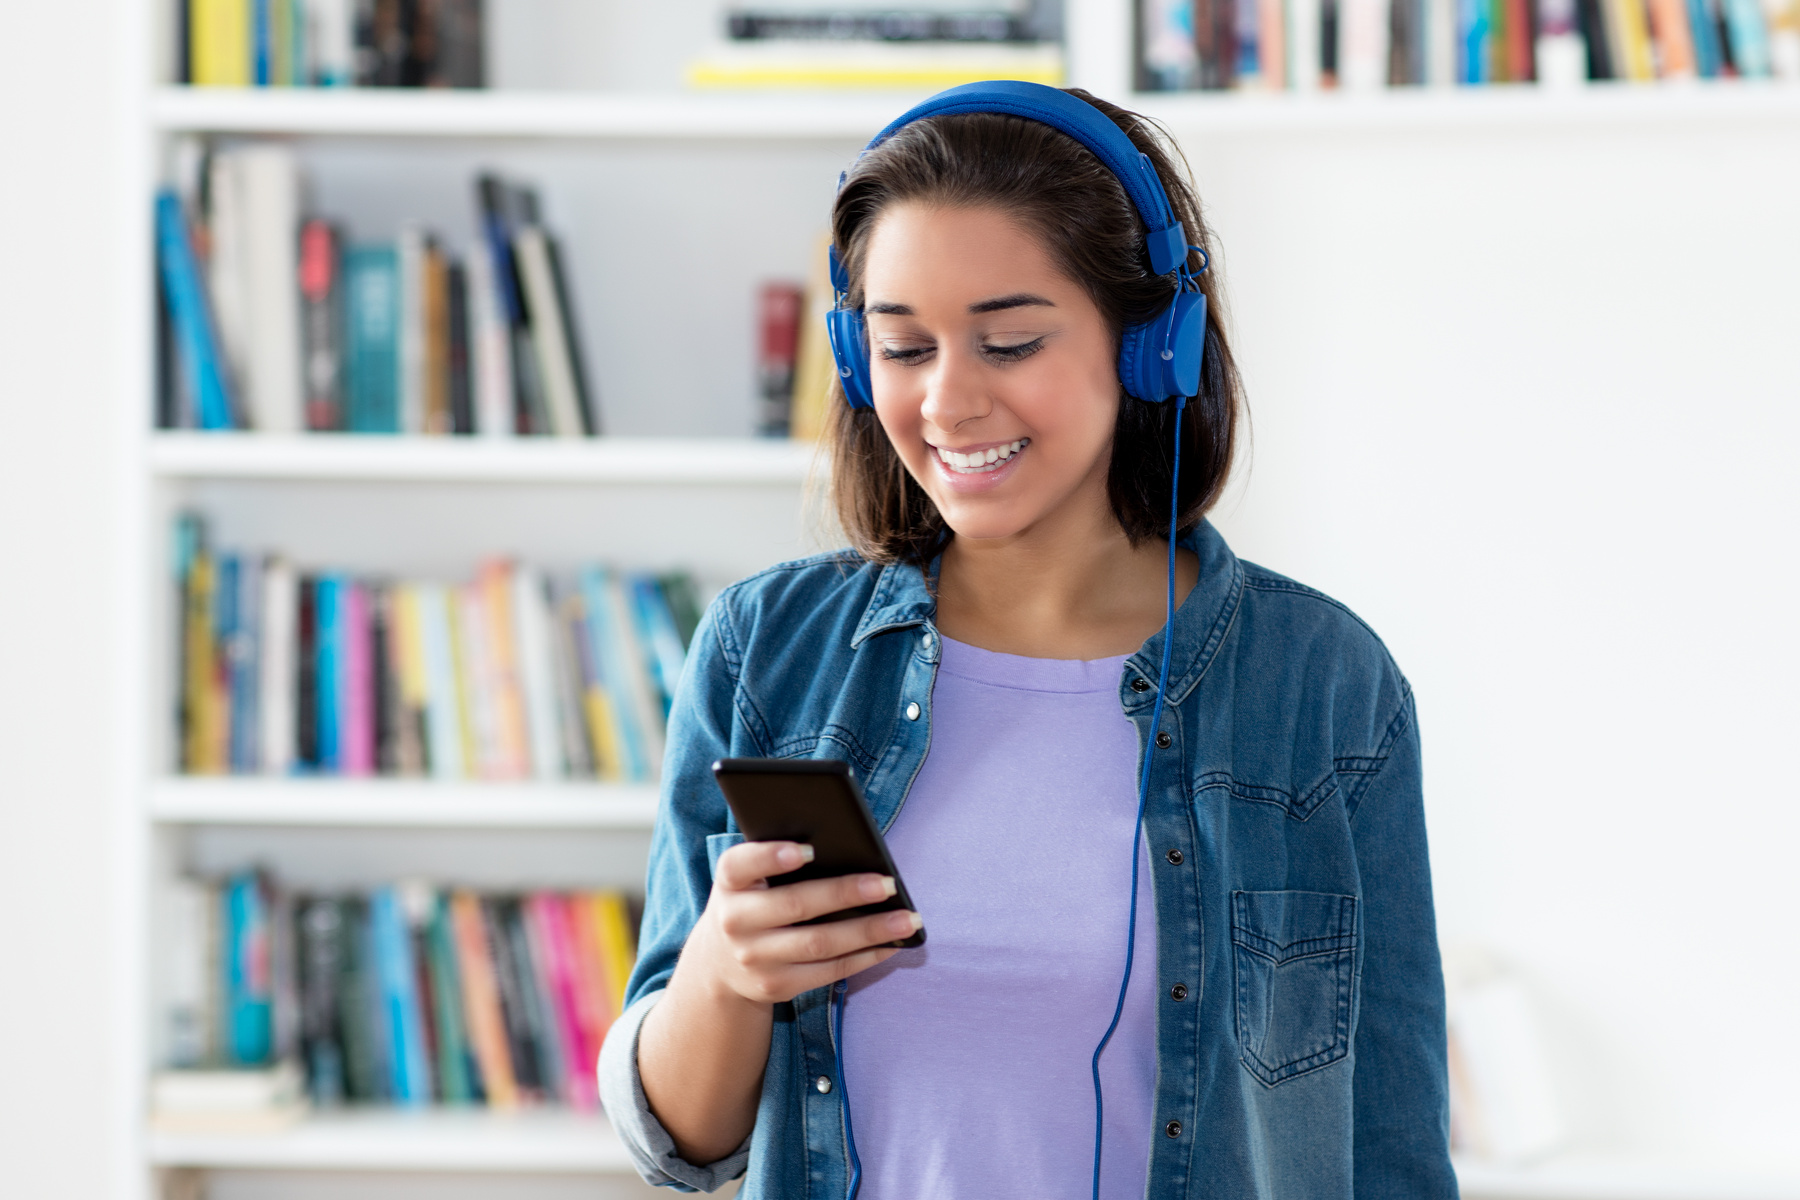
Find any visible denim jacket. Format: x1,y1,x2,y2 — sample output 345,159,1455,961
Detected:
598,521,1457,1199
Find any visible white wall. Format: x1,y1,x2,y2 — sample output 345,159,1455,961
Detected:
0,6,131,1200
1190,113,1800,1165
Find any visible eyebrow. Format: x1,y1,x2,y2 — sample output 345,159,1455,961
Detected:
864,293,1057,317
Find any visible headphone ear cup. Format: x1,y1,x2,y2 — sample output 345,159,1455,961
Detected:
1116,290,1208,403
827,306,875,410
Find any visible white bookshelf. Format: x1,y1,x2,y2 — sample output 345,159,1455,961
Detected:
149,1109,631,1173
148,432,820,484
148,778,660,829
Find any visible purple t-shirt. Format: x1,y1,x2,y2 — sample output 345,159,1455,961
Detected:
842,635,1157,1199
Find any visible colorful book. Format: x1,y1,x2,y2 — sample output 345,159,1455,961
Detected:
480,562,532,778
155,191,238,431
343,581,375,775
314,574,343,771
191,0,252,86
1647,0,1699,73
370,886,432,1106
344,243,401,433
450,891,519,1109
300,219,345,430
414,583,467,779
225,870,274,1065
423,893,475,1104
529,895,597,1108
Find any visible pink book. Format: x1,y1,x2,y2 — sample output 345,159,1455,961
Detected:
530,894,597,1109
342,583,375,776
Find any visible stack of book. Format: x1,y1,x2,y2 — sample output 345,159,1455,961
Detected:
156,147,597,437
687,3,1065,88
179,0,484,88
174,514,701,783
161,870,639,1112
1136,0,1800,90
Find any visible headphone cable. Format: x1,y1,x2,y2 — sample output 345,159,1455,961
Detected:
1090,395,1184,1200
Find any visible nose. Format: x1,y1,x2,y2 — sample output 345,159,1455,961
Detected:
918,343,991,432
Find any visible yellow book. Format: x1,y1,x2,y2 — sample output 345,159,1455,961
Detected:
191,0,251,87
789,233,838,443
183,551,227,773
584,689,625,782
479,562,531,778
446,588,478,779
1606,0,1657,80
592,891,638,1017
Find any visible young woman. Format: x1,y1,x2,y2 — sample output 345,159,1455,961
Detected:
599,84,1455,1200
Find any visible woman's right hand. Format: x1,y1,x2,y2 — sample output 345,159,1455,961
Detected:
696,840,920,1006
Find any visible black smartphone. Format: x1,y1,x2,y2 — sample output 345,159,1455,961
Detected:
711,758,925,949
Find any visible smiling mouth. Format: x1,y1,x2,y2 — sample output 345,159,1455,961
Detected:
933,438,1030,475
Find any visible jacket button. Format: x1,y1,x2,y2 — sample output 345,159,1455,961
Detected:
921,631,934,649
905,702,921,721
815,1075,832,1094
1131,677,1151,693
1166,848,1183,865
1165,1120,1182,1138
1170,983,1188,1001
1155,731,1172,749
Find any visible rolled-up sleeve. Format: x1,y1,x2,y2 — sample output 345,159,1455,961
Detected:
598,988,752,1192
598,597,759,1191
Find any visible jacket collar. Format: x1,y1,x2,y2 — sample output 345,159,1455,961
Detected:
849,521,1245,706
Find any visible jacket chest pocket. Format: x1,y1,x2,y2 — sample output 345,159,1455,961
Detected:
1231,890,1358,1086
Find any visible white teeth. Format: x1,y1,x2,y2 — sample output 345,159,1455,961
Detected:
934,439,1028,474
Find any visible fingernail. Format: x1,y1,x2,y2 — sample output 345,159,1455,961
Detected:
859,875,896,901
779,843,815,868
886,910,921,935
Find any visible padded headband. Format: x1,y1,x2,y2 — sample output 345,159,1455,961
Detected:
833,80,1191,288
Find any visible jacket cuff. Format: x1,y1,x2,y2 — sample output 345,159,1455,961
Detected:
598,988,753,1193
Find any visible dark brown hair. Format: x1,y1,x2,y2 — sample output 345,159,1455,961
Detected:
826,88,1243,565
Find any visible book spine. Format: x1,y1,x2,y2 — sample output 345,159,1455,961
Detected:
1723,0,1773,70
756,282,802,437
371,886,432,1106
465,238,514,437
260,557,296,774
417,583,466,778
480,563,531,778
298,896,347,1105
1686,0,1724,71
511,227,585,439
300,220,344,431
603,571,667,775
154,191,238,431
254,0,273,84
193,0,253,86
568,892,617,1059
512,567,566,780
550,585,599,778
296,575,319,770
228,553,263,772
487,897,546,1099
447,259,474,434
345,243,401,433
451,891,520,1109
397,226,426,434
226,870,274,1065
542,230,599,436
530,895,597,1109
391,584,432,775
454,583,502,778
343,581,375,775
1648,0,1698,70
314,574,342,772
425,893,475,1104
594,890,638,1018
580,568,643,780
510,898,567,1102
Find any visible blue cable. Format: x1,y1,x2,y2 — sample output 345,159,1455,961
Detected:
833,980,864,1200
1090,395,1185,1200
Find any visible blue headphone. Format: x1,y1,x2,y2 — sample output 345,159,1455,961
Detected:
825,80,1209,410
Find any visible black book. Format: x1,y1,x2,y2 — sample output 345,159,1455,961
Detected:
360,0,411,85
483,897,544,1098
503,900,565,1101
475,175,551,435
433,0,484,87
1577,0,1614,77
298,896,347,1106
337,896,381,1101
369,585,396,772
542,226,600,436
447,261,474,434
1195,0,1238,89
296,576,319,770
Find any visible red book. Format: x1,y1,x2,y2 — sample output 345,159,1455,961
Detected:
298,220,343,431
756,282,803,437
528,894,597,1109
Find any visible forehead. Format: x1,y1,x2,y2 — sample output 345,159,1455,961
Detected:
861,203,1071,299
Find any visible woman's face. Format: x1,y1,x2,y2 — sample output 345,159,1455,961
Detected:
861,202,1120,544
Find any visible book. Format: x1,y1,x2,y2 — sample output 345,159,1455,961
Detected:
397,226,427,434
371,886,432,1105
446,260,474,434
297,895,348,1105
164,877,217,1069
150,1061,307,1134
424,893,476,1104
465,238,514,437
1140,0,1203,89
683,40,1065,88
237,146,305,433
414,583,467,779
155,191,238,431
1605,0,1657,77
423,238,452,434
299,220,345,430
344,244,402,432
1648,0,1700,73
789,234,837,441
450,890,519,1109
512,219,589,438
1722,0,1773,71
485,895,544,1100
225,870,274,1065
343,581,376,775
191,0,252,86
314,574,343,771
476,175,550,436
757,282,804,436
260,557,296,773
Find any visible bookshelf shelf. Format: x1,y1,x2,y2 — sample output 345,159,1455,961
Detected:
148,81,1800,141
150,85,905,140
1453,1153,1800,1200
148,778,660,828
146,432,820,484
147,1108,632,1173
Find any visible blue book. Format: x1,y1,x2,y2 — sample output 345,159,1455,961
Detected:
225,871,273,1065
344,244,401,433
154,191,237,430
315,574,343,772
629,575,688,719
1460,0,1491,82
371,887,433,1106
357,901,393,1101
1723,0,1772,75
1688,0,1725,75
253,0,272,85
580,567,648,779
